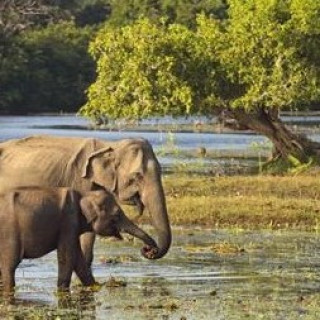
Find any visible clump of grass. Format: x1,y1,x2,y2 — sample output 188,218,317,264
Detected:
99,255,138,264
183,242,245,255
105,276,127,288
262,155,317,175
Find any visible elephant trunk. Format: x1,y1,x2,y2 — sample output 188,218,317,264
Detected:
119,213,158,250
142,178,172,260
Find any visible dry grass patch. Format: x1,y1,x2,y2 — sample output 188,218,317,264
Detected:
166,195,319,229
163,174,320,199
161,173,320,229
123,173,320,229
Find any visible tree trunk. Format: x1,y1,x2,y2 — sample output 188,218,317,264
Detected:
226,107,320,162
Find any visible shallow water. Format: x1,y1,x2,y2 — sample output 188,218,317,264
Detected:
2,228,320,319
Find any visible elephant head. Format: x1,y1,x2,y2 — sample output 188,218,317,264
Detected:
80,190,158,258
81,138,171,259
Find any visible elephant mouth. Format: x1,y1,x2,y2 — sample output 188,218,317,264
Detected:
92,184,144,214
132,194,145,214
119,194,145,215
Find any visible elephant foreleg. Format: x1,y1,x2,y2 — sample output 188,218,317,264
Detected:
0,263,17,296
79,231,96,268
57,233,77,290
74,242,96,286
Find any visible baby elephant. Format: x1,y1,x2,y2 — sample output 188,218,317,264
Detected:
0,187,158,294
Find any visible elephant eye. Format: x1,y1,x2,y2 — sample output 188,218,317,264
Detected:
135,172,143,180
129,172,142,184
126,177,136,186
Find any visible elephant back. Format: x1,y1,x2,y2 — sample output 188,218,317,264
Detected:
0,135,110,193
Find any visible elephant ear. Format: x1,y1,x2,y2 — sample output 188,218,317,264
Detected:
129,148,144,175
119,146,145,185
80,196,99,223
81,147,117,192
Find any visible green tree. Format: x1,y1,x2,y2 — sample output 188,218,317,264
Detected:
74,0,111,27
0,0,72,40
0,22,95,114
205,0,320,161
83,0,320,162
107,0,162,26
81,18,221,119
107,0,227,27
161,0,227,27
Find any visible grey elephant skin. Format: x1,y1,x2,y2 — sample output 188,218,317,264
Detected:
0,188,157,294
0,135,171,262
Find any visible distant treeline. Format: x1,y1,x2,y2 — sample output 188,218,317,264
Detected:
0,0,227,115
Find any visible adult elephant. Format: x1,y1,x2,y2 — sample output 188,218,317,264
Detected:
0,135,171,262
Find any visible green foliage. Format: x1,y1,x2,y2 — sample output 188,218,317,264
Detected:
1,0,319,117
160,0,228,27
81,18,221,120
212,0,320,111
74,0,112,27
83,0,320,122
287,155,314,175
107,0,227,27
0,22,95,114
0,39,26,113
107,0,162,26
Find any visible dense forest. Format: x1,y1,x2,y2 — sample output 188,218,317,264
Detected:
0,0,227,114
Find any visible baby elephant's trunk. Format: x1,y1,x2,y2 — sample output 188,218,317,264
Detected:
118,213,158,257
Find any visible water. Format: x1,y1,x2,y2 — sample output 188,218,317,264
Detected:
1,228,320,319
0,115,267,150
2,114,320,150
